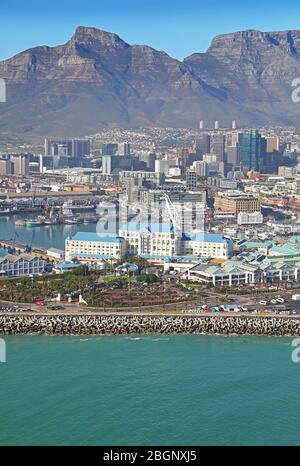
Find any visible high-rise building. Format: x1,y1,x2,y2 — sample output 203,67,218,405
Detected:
196,134,210,157
155,159,170,176
211,133,225,162
101,143,118,156
237,131,266,172
192,160,208,177
138,152,156,171
124,143,131,155
10,155,29,176
45,138,90,157
186,170,198,191
265,136,280,153
0,158,13,175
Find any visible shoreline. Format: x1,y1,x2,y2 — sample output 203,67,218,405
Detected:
1,313,300,336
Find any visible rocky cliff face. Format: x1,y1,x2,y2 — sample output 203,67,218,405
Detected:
0,26,300,136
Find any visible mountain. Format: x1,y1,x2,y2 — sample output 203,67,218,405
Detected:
0,26,300,137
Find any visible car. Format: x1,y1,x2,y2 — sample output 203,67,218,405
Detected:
259,300,267,305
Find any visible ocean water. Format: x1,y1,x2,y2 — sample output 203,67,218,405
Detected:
0,334,300,446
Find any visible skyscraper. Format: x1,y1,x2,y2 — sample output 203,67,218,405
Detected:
196,134,210,156
211,133,225,162
237,131,266,172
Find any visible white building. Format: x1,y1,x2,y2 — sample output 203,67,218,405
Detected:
0,254,47,277
237,211,263,225
182,233,233,259
65,232,126,262
119,223,178,257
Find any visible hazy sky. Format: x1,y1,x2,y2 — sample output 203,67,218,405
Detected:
1,0,300,60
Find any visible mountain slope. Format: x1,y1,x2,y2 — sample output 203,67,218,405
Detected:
0,26,300,136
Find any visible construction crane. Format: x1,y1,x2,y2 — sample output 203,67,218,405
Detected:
24,230,35,253
7,231,20,254
162,193,181,233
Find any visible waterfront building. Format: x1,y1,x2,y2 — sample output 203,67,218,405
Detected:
119,222,179,257
0,254,47,277
118,223,232,260
182,233,233,259
65,232,126,262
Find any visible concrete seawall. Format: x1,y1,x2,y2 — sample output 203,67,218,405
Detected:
0,314,300,336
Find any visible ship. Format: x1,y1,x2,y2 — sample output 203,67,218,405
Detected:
25,216,45,227
64,217,78,225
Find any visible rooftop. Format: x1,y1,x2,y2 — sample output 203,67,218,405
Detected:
69,232,125,243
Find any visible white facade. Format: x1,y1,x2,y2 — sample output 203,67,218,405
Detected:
182,234,233,259
0,254,47,277
119,224,178,257
237,211,263,225
65,233,126,261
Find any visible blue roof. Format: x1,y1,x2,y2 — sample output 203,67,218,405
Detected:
70,232,125,243
120,222,174,233
55,261,82,270
70,253,116,259
186,233,232,244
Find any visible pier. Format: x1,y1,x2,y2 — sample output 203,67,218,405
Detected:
0,239,48,258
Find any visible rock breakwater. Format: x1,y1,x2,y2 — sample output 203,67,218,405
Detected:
0,314,300,336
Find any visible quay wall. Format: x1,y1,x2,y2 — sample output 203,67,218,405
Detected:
0,314,300,336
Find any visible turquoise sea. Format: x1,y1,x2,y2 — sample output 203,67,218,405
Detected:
0,334,299,446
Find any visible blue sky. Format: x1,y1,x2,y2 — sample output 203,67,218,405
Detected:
1,0,300,60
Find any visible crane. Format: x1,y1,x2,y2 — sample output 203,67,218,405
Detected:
24,230,35,253
162,193,182,233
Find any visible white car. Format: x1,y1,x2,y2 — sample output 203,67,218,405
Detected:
259,300,267,305
276,298,284,303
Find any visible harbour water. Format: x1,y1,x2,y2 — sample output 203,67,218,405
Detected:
0,334,300,446
0,212,94,250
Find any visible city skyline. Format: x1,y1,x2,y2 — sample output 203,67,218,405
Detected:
1,0,300,60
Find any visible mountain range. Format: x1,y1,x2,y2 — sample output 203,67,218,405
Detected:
0,25,300,136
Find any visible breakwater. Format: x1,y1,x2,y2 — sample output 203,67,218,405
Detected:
0,314,300,336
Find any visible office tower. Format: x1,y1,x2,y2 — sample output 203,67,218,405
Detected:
192,160,208,177
199,120,204,130
211,133,225,162
226,146,239,165
124,143,131,155
139,152,156,171
0,159,13,175
196,134,210,156
226,131,239,148
10,154,29,176
155,159,170,176
72,139,90,157
102,155,112,174
101,143,118,156
265,136,280,153
214,120,220,130
232,120,237,130
45,138,90,157
186,170,198,191
237,131,267,172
